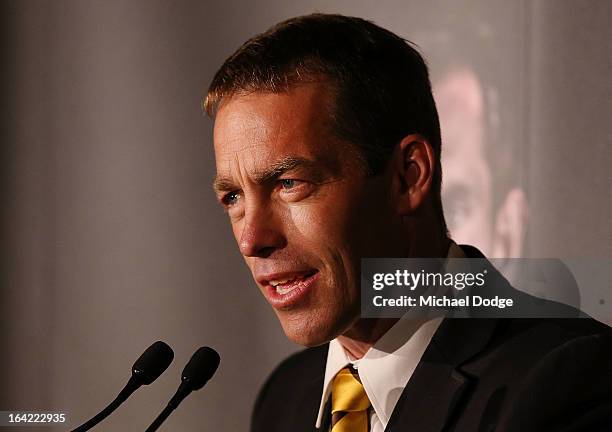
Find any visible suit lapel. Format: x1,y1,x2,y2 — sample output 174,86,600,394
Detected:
319,397,332,431
385,317,500,432
298,350,328,432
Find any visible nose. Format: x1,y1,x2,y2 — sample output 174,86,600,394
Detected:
238,202,286,258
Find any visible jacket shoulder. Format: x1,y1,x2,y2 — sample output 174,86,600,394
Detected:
502,323,612,430
491,316,611,350
455,318,612,431
251,345,328,432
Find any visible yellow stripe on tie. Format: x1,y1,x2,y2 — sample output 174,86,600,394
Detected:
331,367,370,432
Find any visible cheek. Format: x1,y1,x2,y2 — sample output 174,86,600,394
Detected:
230,219,245,248
286,195,358,256
285,194,367,286
295,179,368,227
455,209,492,253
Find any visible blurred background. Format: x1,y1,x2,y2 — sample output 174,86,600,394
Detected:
2,0,611,430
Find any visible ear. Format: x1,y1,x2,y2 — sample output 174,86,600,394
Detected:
393,134,436,216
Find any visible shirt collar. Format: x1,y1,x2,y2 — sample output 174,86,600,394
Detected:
315,241,464,429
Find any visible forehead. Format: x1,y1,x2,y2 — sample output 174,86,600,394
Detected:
212,82,338,169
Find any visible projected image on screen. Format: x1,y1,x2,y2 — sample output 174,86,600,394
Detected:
436,66,528,260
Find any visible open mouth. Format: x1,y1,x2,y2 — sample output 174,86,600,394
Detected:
268,270,318,295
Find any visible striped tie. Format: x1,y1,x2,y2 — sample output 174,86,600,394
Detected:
330,366,370,432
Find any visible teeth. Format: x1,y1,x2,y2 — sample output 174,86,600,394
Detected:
270,278,293,287
276,285,297,295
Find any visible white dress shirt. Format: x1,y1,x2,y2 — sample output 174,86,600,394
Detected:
315,242,465,431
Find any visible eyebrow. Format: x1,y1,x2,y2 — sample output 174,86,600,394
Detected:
212,156,318,193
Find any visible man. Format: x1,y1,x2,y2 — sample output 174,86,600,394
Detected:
205,14,612,431
436,66,528,260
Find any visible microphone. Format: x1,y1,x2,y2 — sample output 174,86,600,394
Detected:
71,341,174,432
145,347,220,432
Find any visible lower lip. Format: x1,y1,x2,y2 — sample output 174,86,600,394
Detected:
264,272,319,310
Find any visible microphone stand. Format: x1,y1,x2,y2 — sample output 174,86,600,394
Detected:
71,376,140,432
144,382,191,432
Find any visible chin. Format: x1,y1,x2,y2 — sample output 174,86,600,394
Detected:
277,309,354,347
285,333,328,347
280,321,333,347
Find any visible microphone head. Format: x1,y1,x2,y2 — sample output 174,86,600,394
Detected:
132,341,174,385
181,347,220,391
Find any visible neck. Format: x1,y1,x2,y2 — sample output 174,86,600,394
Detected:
338,318,399,359
339,222,451,359
405,211,451,259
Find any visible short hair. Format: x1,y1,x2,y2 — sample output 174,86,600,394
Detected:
205,13,446,229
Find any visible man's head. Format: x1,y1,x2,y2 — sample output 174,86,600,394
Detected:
206,14,447,346
436,66,528,259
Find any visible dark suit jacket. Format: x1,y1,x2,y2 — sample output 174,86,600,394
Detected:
251,247,612,431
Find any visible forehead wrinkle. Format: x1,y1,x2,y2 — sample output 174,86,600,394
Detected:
250,156,317,184
213,155,326,193
213,132,273,190
213,84,350,193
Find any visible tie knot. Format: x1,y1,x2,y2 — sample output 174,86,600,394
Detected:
331,366,370,414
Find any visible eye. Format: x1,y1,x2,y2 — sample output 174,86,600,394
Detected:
221,191,241,207
277,178,313,202
279,179,298,189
